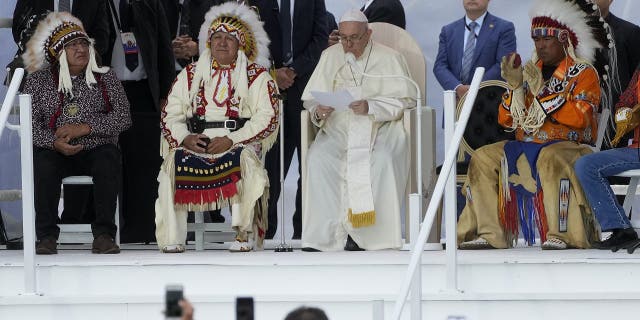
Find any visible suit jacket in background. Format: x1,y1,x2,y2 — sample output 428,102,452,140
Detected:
362,0,406,29
433,12,516,91
606,13,640,104
106,0,175,109
253,0,328,239
253,0,328,82
163,0,229,41
326,10,337,34
12,0,112,61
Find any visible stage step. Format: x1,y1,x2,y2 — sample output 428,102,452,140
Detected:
2,247,640,319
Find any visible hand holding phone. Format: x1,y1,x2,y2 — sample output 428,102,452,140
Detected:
165,284,184,319
197,137,211,149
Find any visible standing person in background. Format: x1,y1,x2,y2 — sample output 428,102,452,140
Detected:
13,0,111,62
594,0,640,106
106,0,175,243
326,10,338,47
433,0,516,99
361,0,405,29
253,0,328,240
163,0,231,72
328,0,405,47
593,0,640,148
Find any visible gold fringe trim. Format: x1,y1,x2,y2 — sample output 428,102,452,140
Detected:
348,209,376,228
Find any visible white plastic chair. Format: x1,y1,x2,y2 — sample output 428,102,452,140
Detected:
58,176,120,245
186,211,235,251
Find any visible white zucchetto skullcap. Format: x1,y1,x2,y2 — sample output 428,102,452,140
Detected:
340,9,368,23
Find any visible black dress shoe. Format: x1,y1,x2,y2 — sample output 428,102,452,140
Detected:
625,239,640,254
592,228,638,251
301,247,321,252
92,234,120,254
36,237,57,255
344,235,364,251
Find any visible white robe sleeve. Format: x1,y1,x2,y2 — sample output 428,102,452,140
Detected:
227,72,279,148
367,97,415,122
304,100,327,128
160,69,192,155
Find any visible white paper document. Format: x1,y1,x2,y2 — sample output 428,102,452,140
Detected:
310,90,355,111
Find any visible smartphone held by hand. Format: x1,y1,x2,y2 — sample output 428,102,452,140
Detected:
236,297,254,320
165,284,184,319
197,137,211,149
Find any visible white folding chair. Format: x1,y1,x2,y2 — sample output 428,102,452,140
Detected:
186,211,235,251
59,176,120,245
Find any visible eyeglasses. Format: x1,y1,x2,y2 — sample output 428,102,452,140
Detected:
64,40,90,51
338,31,367,44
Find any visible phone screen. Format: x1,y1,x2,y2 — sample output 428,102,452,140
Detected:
165,285,184,318
236,297,254,320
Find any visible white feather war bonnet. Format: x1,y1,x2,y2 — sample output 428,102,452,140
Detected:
189,2,271,101
22,11,109,97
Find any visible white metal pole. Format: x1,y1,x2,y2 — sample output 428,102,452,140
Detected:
415,95,423,233
0,68,24,139
373,300,385,320
443,90,459,292
409,193,421,320
391,68,484,320
19,93,37,295
275,93,291,252
411,92,423,320
279,98,285,239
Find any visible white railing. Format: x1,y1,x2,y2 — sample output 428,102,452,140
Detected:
0,68,23,140
390,68,485,320
2,65,486,306
19,93,36,295
0,68,37,295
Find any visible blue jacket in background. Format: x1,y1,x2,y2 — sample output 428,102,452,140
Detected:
433,12,516,91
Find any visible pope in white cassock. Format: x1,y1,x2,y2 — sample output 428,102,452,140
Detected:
301,10,416,251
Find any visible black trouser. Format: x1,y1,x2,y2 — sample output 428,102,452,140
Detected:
264,82,303,239
119,79,162,243
33,145,121,240
59,185,94,224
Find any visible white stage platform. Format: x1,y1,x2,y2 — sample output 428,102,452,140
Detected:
2,243,640,320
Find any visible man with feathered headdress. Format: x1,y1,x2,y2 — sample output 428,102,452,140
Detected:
22,11,132,255
457,0,614,250
155,2,279,253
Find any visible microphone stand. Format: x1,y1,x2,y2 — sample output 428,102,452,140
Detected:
275,89,293,252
